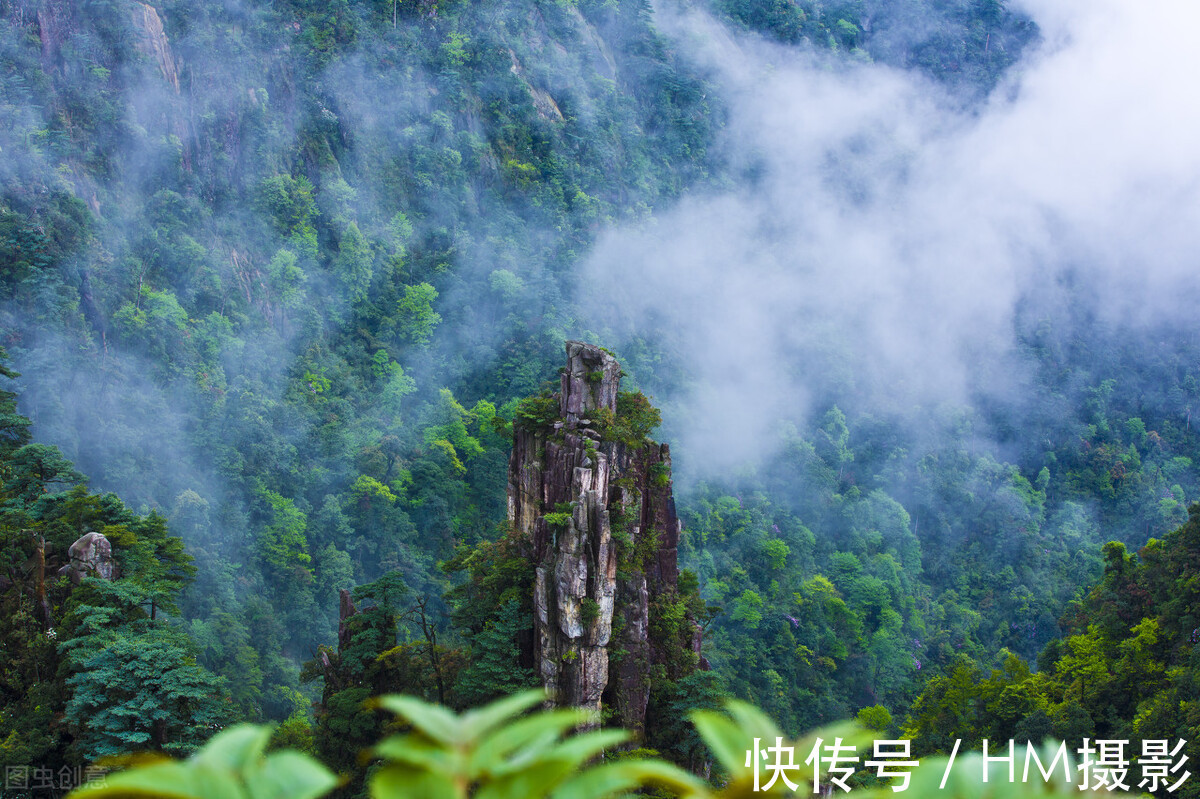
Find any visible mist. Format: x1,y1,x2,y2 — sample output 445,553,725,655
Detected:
0,0,724,636
6,0,1200,747
579,0,1200,475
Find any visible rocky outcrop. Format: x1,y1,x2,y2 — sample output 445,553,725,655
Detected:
507,50,564,123
58,531,116,584
131,2,180,93
508,341,698,730
35,0,73,68
337,588,358,650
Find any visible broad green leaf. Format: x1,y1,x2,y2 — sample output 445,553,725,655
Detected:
243,750,339,799
515,729,630,771
193,725,273,772
550,764,646,799
370,763,459,799
67,761,244,799
473,757,577,799
690,709,754,774
551,759,711,799
788,720,872,789
193,767,256,799
374,733,463,773
467,708,591,775
458,690,546,741
66,725,334,799
723,701,784,742
375,695,461,745
792,720,863,754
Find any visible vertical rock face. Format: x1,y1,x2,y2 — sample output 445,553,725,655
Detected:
508,341,697,730
131,3,181,93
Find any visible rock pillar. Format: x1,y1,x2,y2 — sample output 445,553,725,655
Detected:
507,341,695,730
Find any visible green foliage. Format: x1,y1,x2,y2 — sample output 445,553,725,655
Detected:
370,691,705,798
64,687,1120,799
855,705,891,732
112,288,192,366
856,745,1107,798
271,710,317,755
711,0,1036,97
2,442,87,506
335,221,375,304
514,394,560,430
304,571,472,792
902,505,1200,799
630,517,662,573
455,599,538,707
394,283,442,345
266,249,308,310
73,685,1132,798
691,699,866,794
0,356,227,772
353,570,410,612
104,509,198,618
258,174,320,258
0,0,1194,783
255,489,312,579
580,596,601,626
612,391,662,445
423,389,487,471
677,357,1200,736
487,269,524,304
380,362,419,419
730,589,764,629
0,0,733,740
444,528,535,632
443,528,537,707
0,348,30,456
60,613,234,761
760,538,789,570
66,724,337,799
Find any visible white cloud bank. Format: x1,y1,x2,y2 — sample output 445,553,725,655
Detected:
580,0,1200,472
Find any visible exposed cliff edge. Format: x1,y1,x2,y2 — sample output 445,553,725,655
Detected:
508,341,702,730
130,3,180,93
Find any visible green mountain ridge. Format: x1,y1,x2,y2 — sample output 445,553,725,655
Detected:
3,0,1200,793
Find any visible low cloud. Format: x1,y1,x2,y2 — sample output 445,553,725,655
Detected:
580,0,1200,474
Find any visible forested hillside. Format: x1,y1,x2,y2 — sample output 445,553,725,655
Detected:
0,350,231,768
3,0,1200,790
904,505,1200,798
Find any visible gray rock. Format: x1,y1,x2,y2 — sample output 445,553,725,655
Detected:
508,342,696,732
58,532,116,584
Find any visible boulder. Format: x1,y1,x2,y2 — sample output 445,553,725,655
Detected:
59,531,116,584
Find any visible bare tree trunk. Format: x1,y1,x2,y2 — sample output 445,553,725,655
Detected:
30,533,52,630
413,597,447,704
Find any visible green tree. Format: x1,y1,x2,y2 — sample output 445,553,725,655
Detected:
256,490,312,581
334,221,374,303
455,599,537,706
393,282,441,345
1,443,86,509
61,581,232,760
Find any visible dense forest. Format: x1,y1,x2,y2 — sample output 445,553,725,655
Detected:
2,0,1199,795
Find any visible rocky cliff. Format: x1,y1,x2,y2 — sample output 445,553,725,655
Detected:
130,2,180,93
508,341,701,730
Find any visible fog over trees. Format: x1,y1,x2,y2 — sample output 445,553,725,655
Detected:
3,0,1200,793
